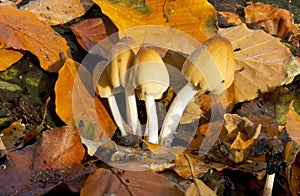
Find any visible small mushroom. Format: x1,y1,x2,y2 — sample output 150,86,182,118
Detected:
94,38,136,137
159,35,235,146
127,46,170,144
107,38,142,135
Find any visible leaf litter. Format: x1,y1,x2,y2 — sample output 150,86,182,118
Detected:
1,0,300,195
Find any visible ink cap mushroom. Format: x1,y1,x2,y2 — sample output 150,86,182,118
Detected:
159,35,235,146
126,46,170,144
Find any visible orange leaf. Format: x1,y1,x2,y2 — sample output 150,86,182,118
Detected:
0,6,71,72
244,2,298,39
0,48,24,71
286,101,300,145
55,58,116,141
81,167,184,196
93,0,217,43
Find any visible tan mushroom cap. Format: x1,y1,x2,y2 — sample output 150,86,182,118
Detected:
181,35,235,95
95,66,114,98
107,41,135,88
129,47,170,100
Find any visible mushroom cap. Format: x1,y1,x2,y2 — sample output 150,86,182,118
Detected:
181,35,235,95
128,47,170,100
119,36,140,54
107,41,135,88
95,65,114,98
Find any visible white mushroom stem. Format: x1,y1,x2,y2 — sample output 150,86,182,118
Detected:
125,92,141,136
107,95,128,137
145,94,159,144
159,82,197,146
263,173,275,196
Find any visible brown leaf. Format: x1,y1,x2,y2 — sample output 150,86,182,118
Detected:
32,126,85,169
0,120,27,151
20,0,93,25
93,0,217,43
244,2,298,39
219,24,291,102
174,154,210,180
0,126,91,195
0,48,24,71
55,59,116,148
286,101,300,145
71,18,116,56
81,167,184,196
0,6,71,72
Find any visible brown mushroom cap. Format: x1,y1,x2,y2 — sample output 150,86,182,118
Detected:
129,47,170,100
181,35,235,95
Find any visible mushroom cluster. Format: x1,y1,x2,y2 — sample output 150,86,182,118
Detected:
95,35,235,146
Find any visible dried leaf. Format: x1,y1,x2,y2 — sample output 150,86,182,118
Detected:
244,2,298,39
93,0,217,43
185,178,216,196
217,11,243,27
81,167,184,196
0,120,27,151
174,154,210,179
0,48,24,71
0,126,90,195
0,6,71,72
54,59,116,149
70,18,115,56
219,24,292,102
180,101,203,125
20,0,93,25
286,101,300,145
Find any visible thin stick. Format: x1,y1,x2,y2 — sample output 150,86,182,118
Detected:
184,154,201,196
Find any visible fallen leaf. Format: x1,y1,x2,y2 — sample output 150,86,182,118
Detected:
217,11,243,27
20,0,93,25
0,120,27,151
81,167,184,196
244,2,298,39
70,18,115,56
286,101,300,145
180,101,203,125
0,48,24,71
219,24,292,102
0,126,92,195
174,154,210,179
0,6,71,72
93,0,217,43
54,58,116,149
185,178,216,196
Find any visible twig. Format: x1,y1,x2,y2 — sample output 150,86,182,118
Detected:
184,154,201,196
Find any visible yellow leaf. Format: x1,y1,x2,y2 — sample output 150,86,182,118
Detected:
93,0,217,43
286,101,300,145
219,24,292,102
180,101,203,124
